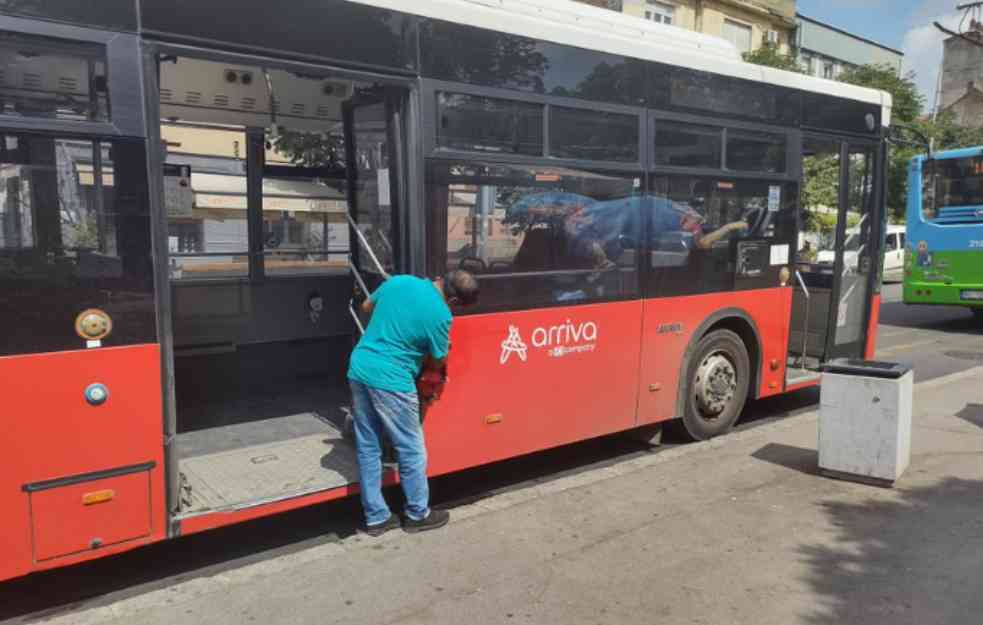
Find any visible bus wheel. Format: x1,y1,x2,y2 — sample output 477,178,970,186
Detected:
682,329,750,441
971,308,983,322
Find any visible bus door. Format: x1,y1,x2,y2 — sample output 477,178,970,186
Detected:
793,138,879,364
343,87,405,296
828,143,878,359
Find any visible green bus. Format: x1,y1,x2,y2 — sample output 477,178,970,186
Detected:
904,146,983,315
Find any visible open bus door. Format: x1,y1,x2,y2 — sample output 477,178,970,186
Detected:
792,139,881,367
343,86,405,300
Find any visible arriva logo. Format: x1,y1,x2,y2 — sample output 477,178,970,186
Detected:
499,320,599,364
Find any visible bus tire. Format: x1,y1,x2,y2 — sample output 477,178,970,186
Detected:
971,308,983,322
681,329,750,441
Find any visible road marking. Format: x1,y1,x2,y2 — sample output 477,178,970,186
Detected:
876,338,939,354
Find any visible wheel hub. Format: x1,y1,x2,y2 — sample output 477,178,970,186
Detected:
694,353,737,418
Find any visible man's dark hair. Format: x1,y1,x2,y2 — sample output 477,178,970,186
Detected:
444,270,479,307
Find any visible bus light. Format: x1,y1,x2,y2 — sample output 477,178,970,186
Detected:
82,490,116,506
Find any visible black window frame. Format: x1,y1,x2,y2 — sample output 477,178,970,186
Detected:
649,110,799,182
0,15,146,138
422,79,647,172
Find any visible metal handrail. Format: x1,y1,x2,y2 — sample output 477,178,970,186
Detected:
795,270,811,368
349,299,366,335
345,212,391,280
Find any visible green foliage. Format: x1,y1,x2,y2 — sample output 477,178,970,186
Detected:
838,65,924,125
268,127,346,169
742,43,805,74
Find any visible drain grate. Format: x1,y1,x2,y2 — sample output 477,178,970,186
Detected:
944,351,983,362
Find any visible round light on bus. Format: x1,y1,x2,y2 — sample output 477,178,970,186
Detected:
865,113,876,132
75,309,113,341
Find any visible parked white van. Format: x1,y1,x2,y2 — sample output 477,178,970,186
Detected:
816,224,905,282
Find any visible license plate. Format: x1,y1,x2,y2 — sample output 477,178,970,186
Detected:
960,290,983,301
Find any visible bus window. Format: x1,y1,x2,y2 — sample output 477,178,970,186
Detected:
932,156,983,217
436,93,544,157
549,106,640,163
654,121,723,169
427,160,640,312
0,32,109,123
0,135,156,356
648,175,796,296
725,130,787,174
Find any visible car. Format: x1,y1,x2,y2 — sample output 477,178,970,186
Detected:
815,224,905,282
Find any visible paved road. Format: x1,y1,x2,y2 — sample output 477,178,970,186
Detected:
2,283,982,624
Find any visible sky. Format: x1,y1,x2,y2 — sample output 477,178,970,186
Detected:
796,0,976,112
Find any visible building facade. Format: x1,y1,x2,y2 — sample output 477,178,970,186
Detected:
795,14,903,80
939,20,983,126
619,0,796,55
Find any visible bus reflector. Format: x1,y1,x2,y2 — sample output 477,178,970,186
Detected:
485,413,503,424
82,489,116,506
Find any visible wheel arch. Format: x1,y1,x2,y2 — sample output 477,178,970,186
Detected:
674,308,764,419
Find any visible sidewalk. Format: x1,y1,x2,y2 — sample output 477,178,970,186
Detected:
55,368,983,625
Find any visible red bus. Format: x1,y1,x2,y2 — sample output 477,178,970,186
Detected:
0,0,891,581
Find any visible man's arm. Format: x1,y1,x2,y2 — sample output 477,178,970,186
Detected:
695,221,748,249
360,280,392,315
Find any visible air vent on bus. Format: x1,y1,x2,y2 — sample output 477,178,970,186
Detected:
22,72,41,90
932,206,983,225
58,77,79,93
213,94,229,107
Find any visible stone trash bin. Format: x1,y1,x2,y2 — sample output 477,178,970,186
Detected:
818,359,914,487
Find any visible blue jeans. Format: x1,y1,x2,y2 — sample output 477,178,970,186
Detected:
349,380,429,526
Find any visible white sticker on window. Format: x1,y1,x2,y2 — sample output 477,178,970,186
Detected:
770,244,789,266
377,168,391,207
768,185,781,212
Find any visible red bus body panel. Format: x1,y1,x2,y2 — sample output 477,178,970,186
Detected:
182,290,794,536
0,345,165,581
865,294,882,359
636,288,792,424
421,300,643,476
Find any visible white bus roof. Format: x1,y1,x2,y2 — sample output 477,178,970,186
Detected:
353,0,893,126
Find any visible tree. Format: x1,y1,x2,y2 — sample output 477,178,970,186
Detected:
839,64,924,125
742,43,805,74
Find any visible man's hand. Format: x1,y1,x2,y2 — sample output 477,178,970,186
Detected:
360,298,375,315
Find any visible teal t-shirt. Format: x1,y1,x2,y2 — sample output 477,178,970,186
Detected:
348,275,452,394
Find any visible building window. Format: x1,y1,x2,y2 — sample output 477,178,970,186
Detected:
644,1,675,25
823,62,835,79
722,19,753,54
802,54,815,75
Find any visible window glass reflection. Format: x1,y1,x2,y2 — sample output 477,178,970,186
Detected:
428,161,640,311
437,93,544,156
0,32,109,122
0,135,155,355
654,122,723,169
549,106,639,163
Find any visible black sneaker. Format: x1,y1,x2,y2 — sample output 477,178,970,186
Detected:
402,509,450,534
361,514,401,537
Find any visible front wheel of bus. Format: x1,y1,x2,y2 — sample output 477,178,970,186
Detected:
681,329,750,441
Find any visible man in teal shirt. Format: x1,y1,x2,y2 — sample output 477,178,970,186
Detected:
348,270,479,535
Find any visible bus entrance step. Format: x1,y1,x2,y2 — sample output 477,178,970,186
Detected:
178,425,359,515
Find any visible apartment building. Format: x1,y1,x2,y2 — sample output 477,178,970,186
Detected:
620,0,796,54
796,13,903,81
